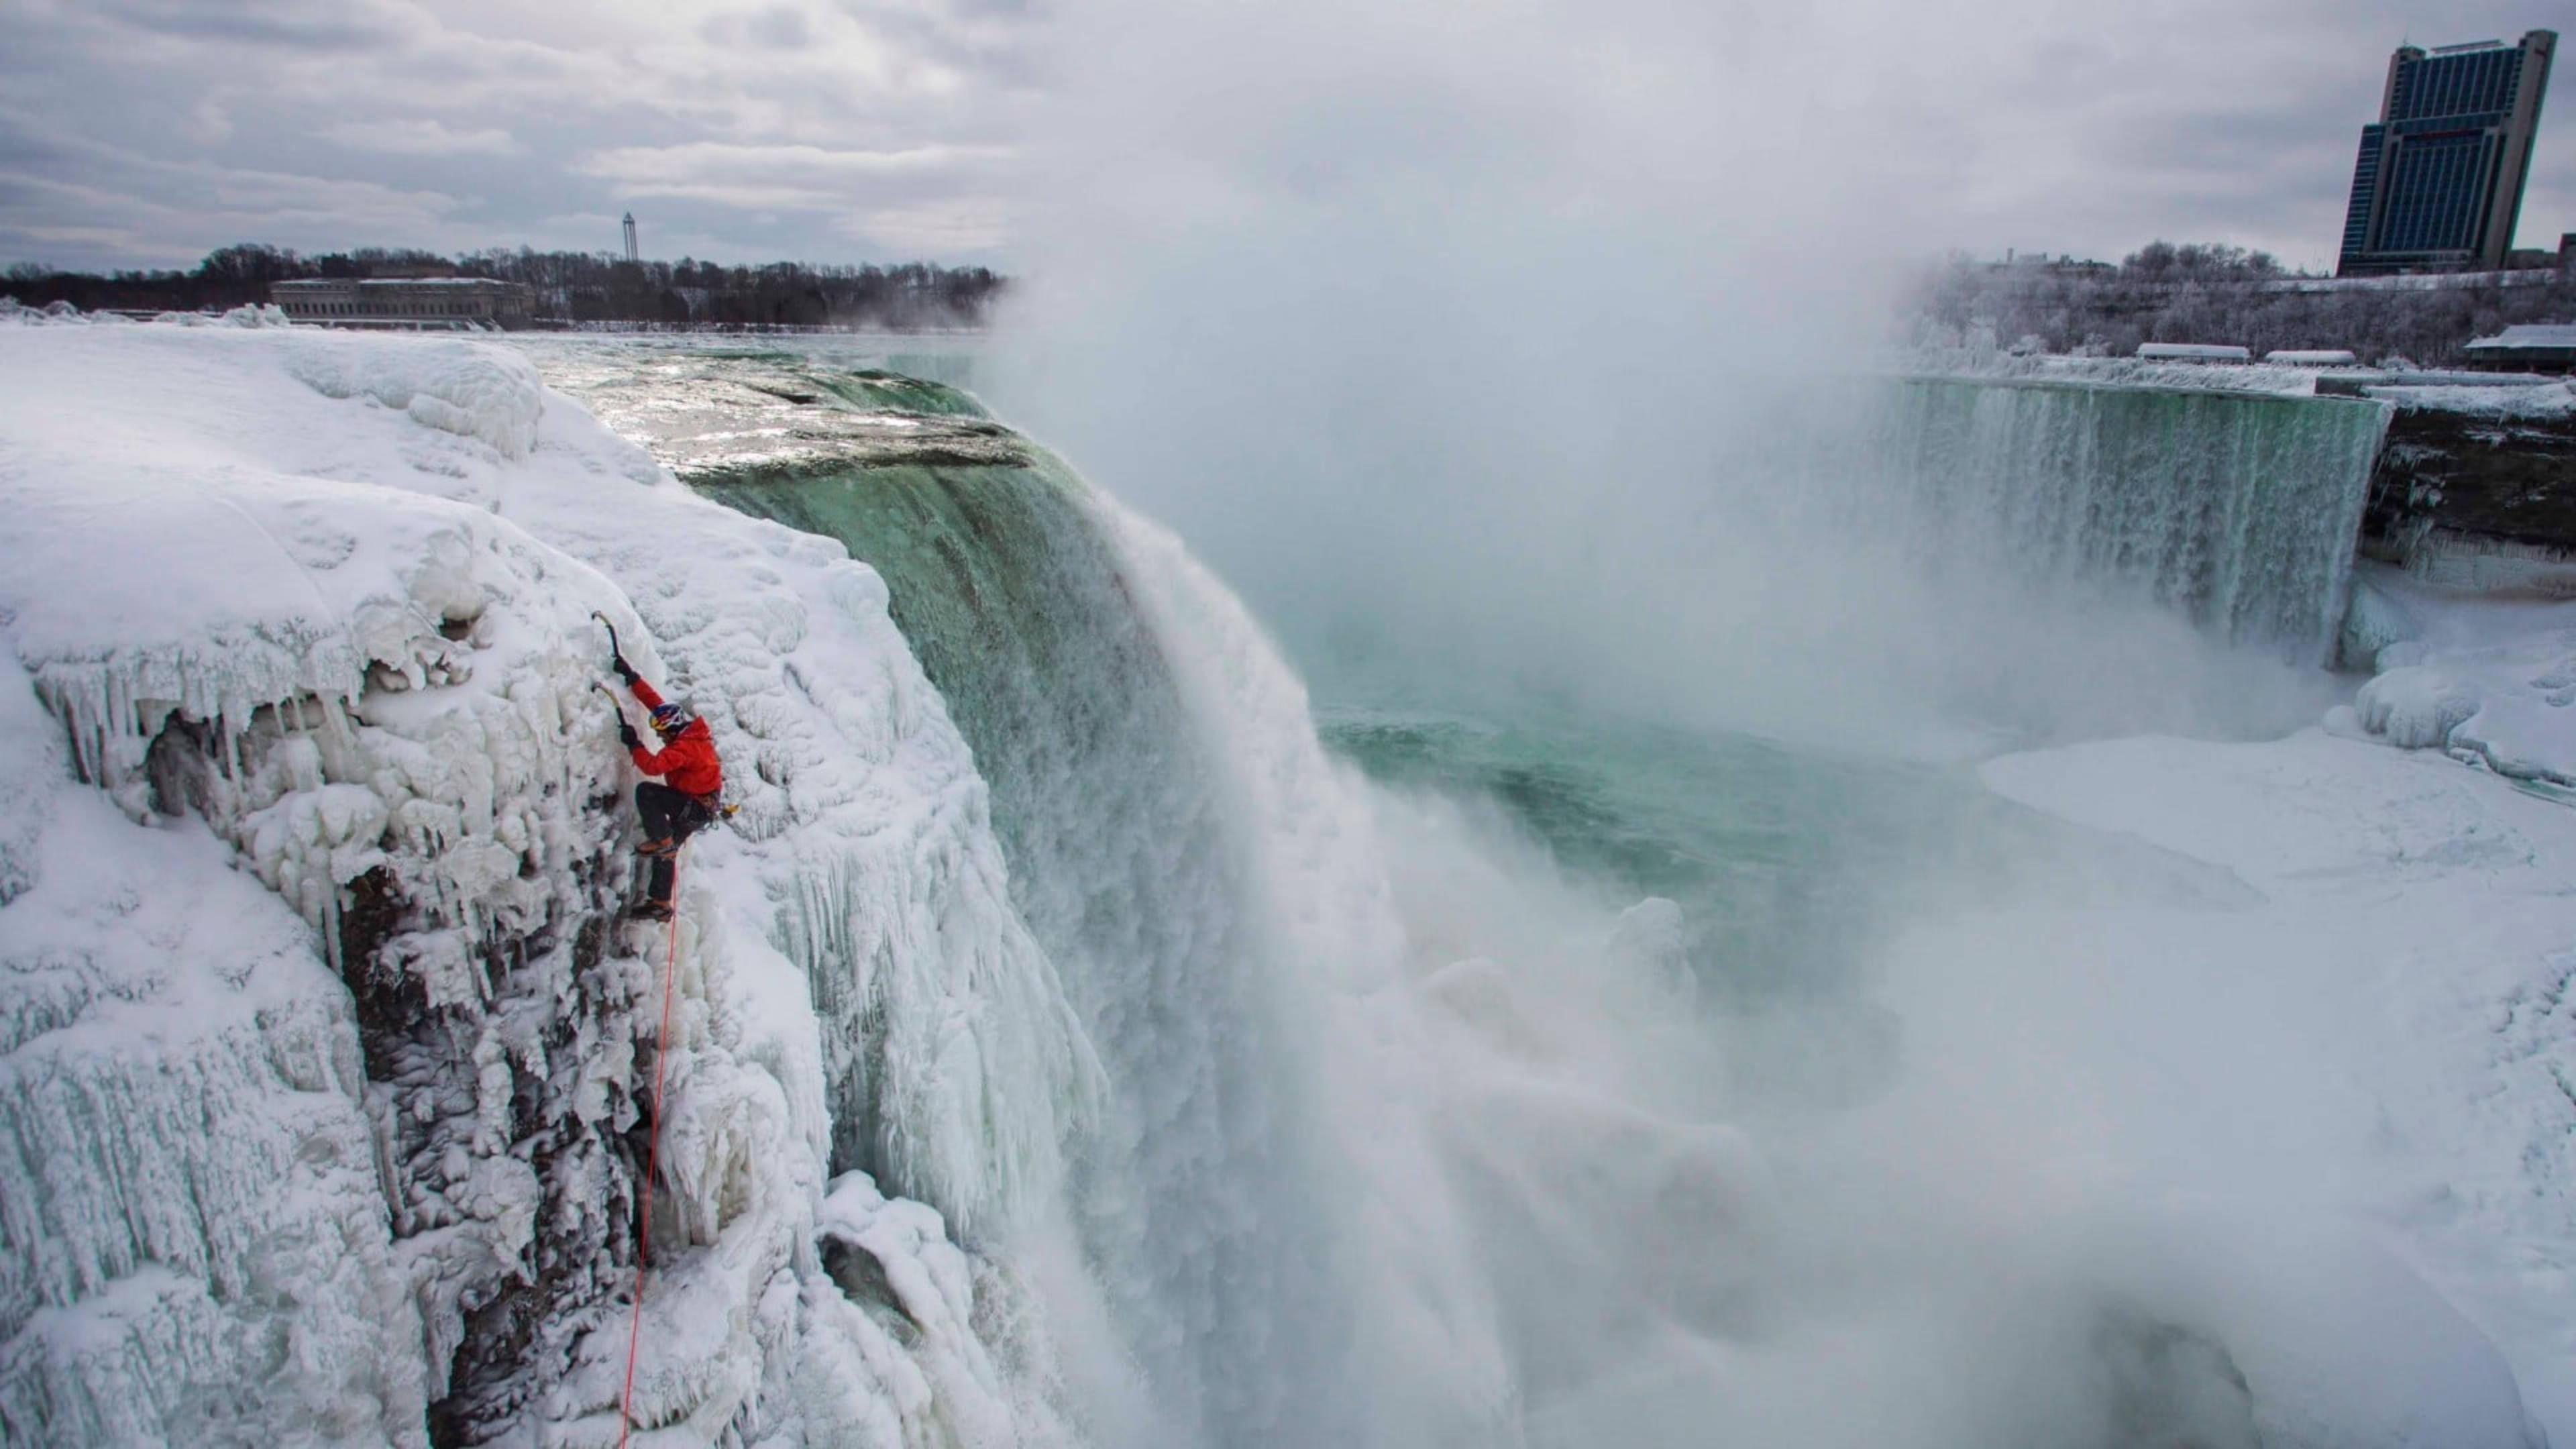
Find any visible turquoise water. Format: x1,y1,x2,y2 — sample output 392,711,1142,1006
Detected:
1316,695,2247,1016
1324,706,1984,1001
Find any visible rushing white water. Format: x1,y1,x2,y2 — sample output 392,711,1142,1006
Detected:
1857,378,2392,663
665,407,1364,1444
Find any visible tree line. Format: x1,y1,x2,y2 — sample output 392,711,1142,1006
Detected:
1908,241,2573,366
3,244,1008,330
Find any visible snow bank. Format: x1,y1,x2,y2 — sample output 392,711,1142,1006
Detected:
0,323,1093,1444
1978,731,2576,1440
1901,347,2576,418
2366,381,2576,421
2339,564,2576,788
0,298,91,327
1977,575,2576,1434
1897,347,2332,396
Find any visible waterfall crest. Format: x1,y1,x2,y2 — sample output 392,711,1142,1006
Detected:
1869,378,2390,661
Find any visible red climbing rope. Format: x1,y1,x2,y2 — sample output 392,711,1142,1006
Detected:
616,860,683,1449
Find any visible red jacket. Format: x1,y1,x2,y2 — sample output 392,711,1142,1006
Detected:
629,678,724,797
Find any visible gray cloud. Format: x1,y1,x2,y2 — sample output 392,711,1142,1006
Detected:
322,118,524,157
0,0,2568,274
701,5,816,51
91,0,418,52
0,0,1027,268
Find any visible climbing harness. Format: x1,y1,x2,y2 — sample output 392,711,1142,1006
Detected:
616,856,683,1448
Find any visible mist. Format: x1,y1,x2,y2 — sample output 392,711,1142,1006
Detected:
962,1,2549,1446
988,0,2349,753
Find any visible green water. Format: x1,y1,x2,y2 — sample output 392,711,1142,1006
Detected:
694,451,1188,871
1328,707,1943,1000
812,368,991,417
1317,696,2249,1012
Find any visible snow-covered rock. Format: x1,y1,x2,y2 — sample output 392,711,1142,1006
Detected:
0,298,89,327
2337,564,2576,788
0,323,1096,1444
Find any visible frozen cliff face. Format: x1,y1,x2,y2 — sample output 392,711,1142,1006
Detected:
0,651,429,1446
0,325,1095,1445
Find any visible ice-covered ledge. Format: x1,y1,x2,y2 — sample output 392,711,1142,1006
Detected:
0,317,1097,1445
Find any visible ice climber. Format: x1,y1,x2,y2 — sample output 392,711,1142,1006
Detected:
608,649,722,922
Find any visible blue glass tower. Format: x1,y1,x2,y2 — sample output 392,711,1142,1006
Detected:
2337,31,2555,276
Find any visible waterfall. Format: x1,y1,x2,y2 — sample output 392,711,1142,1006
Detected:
690,402,1360,1446
1866,378,2390,661
525,347,2537,1448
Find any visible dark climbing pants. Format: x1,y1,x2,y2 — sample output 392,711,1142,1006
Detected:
636,782,716,904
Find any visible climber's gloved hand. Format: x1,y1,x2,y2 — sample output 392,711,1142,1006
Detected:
617,720,640,749
612,653,639,686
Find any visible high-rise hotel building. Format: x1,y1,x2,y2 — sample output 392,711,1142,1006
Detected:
2336,30,2554,276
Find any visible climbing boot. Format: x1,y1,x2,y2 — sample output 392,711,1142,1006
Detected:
629,899,674,922
635,853,678,914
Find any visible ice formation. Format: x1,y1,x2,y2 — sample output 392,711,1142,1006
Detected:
2339,566,2576,790
0,651,425,1446
0,324,1094,1444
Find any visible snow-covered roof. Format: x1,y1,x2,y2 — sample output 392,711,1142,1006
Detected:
2465,324,2576,353
357,277,518,287
271,276,523,290
2263,350,2360,366
2136,342,2251,362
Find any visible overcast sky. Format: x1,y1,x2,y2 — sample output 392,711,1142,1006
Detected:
1,0,2569,276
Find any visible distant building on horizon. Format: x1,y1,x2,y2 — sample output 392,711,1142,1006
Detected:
2463,322,2576,373
2336,30,2555,276
271,276,533,331
623,212,639,264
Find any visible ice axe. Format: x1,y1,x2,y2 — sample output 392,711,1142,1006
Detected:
592,610,643,691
